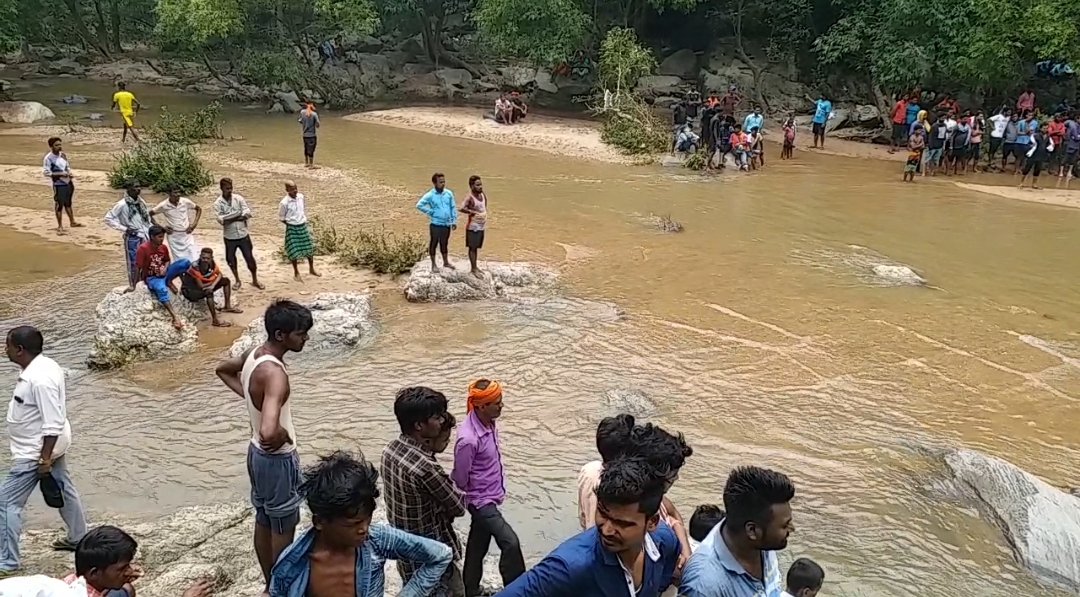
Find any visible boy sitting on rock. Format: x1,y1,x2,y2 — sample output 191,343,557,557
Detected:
123,224,189,331
180,247,243,327
63,525,212,597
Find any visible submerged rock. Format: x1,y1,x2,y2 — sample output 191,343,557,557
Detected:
870,264,926,286
60,94,88,104
944,448,1080,591
602,388,659,417
404,260,557,303
0,101,54,123
228,293,374,357
87,285,214,369
20,501,503,597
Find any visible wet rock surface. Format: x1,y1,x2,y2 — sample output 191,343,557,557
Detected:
404,259,557,303
87,285,218,369
944,448,1080,591
870,264,926,286
20,502,504,597
228,292,374,357
602,388,659,417
0,101,54,123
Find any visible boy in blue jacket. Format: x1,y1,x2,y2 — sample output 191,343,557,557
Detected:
416,172,458,271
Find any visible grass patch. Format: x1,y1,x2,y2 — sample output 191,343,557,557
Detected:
274,216,427,275
145,101,224,144
107,141,213,193
682,148,708,171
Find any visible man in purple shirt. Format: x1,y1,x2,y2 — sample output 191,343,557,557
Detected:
452,379,525,596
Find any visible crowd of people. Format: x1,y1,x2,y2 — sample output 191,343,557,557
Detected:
1,296,826,597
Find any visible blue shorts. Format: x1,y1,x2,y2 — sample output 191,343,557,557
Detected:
246,444,302,534
145,259,190,303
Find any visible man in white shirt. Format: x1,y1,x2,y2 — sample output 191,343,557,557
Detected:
988,109,1011,167
150,185,202,264
278,181,320,282
1,326,87,575
102,181,152,287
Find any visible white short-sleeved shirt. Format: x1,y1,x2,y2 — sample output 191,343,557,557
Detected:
8,355,71,460
153,197,198,231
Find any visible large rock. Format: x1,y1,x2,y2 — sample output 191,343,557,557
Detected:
86,285,214,369
0,101,54,123
533,69,559,94
854,104,881,125
499,66,537,88
658,49,699,79
404,260,557,303
870,264,925,286
636,75,684,99
20,501,503,597
87,60,179,86
274,91,303,113
434,68,474,89
944,448,1080,591
228,293,374,358
48,58,85,75
602,388,658,417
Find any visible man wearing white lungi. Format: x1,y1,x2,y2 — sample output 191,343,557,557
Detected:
151,184,202,263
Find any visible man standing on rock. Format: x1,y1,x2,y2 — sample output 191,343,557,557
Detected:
452,379,525,596
1,325,87,577
42,137,82,235
416,173,457,272
299,102,319,169
383,386,467,596
459,175,488,277
110,82,140,143
213,177,263,290
103,181,152,287
150,184,202,264
215,299,313,597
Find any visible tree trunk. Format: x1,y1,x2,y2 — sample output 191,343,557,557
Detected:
110,0,122,53
92,0,111,55
62,0,110,57
732,1,768,112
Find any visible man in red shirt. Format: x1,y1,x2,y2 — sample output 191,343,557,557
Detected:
124,224,192,330
1048,112,1067,175
889,94,908,152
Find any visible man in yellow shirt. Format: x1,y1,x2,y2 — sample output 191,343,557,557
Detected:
110,81,141,142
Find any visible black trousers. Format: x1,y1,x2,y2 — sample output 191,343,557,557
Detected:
429,224,451,256
463,504,524,597
224,235,257,272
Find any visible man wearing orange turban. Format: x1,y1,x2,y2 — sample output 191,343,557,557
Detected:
451,379,525,595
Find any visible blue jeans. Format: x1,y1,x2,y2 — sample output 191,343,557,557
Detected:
146,259,191,303
0,456,87,571
124,233,141,286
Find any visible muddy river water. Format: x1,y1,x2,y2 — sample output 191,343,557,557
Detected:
0,79,1078,596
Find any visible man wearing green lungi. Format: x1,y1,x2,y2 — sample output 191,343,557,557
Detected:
278,180,321,282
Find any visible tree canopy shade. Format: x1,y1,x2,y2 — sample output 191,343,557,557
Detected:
473,0,591,65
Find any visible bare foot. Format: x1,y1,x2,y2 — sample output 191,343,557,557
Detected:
172,319,185,330
56,227,65,235
443,262,456,270
233,279,242,290
309,269,321,277
294,273,303,282
70,222,83,227
471,269,482,278
252,280,265,290
212,320,233,327
222,306,243,313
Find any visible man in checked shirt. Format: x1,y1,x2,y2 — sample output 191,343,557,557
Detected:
382,387,468,597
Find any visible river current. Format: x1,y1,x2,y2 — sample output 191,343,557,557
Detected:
0,79,1077,597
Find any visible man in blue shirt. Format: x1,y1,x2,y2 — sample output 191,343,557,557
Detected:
494,457,681,597
810,96,832,149
742,107,764,138
679,466,795,597
415,172,458,272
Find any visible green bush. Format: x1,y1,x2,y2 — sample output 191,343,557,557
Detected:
683,148,708,170
600,95,669,155
275,217,426,275
107,141,213,193
145,101,223,144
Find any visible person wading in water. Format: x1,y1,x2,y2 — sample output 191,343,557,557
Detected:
216,300,313,597
459,175,488,277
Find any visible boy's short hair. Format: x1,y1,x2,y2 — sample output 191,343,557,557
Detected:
786,557,825,594
688,504,725,542
75,526,138,576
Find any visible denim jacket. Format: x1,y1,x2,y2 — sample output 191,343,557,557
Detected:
269,524,453,597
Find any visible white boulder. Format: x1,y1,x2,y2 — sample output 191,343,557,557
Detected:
20,501,504,597
0,101,54,123
87,285,214,369
404,260,557,303
870,264,925,286
228,292,374,357
944,448,1080,591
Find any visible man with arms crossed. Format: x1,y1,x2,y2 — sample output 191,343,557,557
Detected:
213,177,263,290
216,300,313,597
0,326,87,576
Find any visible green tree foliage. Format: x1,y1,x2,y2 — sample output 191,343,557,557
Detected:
108,141,213,193
145,101,224,143
473,0,590,64
596,27,668,155
597,27,655,94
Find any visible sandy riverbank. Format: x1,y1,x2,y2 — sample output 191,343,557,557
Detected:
345,106,637,164
954,182,1080,210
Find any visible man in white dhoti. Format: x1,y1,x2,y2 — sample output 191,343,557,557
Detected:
150,185,202,263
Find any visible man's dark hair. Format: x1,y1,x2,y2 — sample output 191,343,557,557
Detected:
786,557,825,593
393,386,449,435
148,224,166,237
117,81,126,89
440,410,457,433
166,182,180,193
125,179,140,191
264,300,314,338
431,172,444,185
219,177,232,188
301,451,380,521
7,326,44,356
596,456,665,517
689,504,725,542
595,414,634,462
723,466,795,530
200,247,213,256
75,526,138,576
47,136,61,147
468,175,481,187
624,423,693,479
